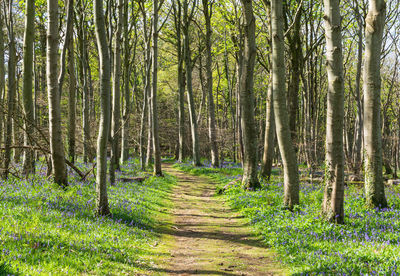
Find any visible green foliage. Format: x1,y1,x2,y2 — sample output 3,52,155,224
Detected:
0,159,175,275
176,163,400,274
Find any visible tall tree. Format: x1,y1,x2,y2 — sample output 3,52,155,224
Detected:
172,0,186,163
67,3,76,164
94,0,111,216
238,0,260,189
363,0,387,208
110,0,123,184
120,0,132,163
322,0,345,223
183,0,201,166
271,0,299,206
3,0,16,179
151,0,163,176
0,8,4,145
47,0,68,187
21,0,35,175
203,0,219,167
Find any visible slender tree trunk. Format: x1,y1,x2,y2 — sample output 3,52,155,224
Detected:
110,0,123,184
183,0,201,166
120,0,130,163
173,0,185,162
363,0,387,208
139,82,148,170
322,0,345,223
287,5,302,149
94,0,111,216
47,0,68,187
151,0,162,176
238,0,260,189
68,23,76,163
352,4,363,174
21,0,35,175
271,0,299,207
3,1,16,179
261,82,275,179
203,0,219,167
0,10,4,146
76,6,91,163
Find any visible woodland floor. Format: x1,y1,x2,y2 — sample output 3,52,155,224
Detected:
155,164,287,276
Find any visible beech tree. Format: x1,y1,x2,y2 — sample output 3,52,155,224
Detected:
363,0,388,208
322,0,345,223
21,0,35,175
238,0,260,190
94,0,111,216
271,0,299,207
47,0,68,187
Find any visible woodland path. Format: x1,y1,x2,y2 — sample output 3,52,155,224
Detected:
156,164,288,276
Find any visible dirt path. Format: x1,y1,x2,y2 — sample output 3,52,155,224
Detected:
159,164,288,276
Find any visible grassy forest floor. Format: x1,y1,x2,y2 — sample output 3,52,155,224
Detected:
174,161,400,274
2,158,400,275
0,159,175,275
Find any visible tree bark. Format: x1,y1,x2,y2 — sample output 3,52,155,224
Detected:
322,0,345,223
363,0,387,208
151,0,163,176
120,0,131,163
183,0,201,166
47,0,68,187
172,0,186,162
203,0,219,168
0,10,4,146
238,0,260,190
68,19,76,164
261,82,275,179
94,0,111,216
352,2,363,174
21,0,35,175
271,0,299,206
3,1,16,179
110,0,123,184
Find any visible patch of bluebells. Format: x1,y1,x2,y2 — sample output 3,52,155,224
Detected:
0,158,174,275
176,162,400,274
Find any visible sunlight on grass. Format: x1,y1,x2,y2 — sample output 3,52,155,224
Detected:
0,159,175,275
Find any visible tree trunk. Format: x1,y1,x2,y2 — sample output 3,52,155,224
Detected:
238,0,260,190
3,1,16,179
68,21,76,164
173,0,186,162
271,0,299,207
47,0,68,187
94,0,111,216
110,0,123,184
261,82,275,179
77,9,91,163
183,0,201,166
120,0,131,163
352,3,363,174
21,0,35,175
322,0,345,223
0,10,4,146
363,0,387,208
203,0,219,168
287,4,302,149
151,0,162,176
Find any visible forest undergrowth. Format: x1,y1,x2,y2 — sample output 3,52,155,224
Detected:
175,162,400,275
0,159,175,275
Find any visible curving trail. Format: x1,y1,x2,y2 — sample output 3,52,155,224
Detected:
158,164,287,276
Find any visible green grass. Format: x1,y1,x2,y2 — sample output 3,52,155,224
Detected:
0,158,175,275
174,162,400,275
